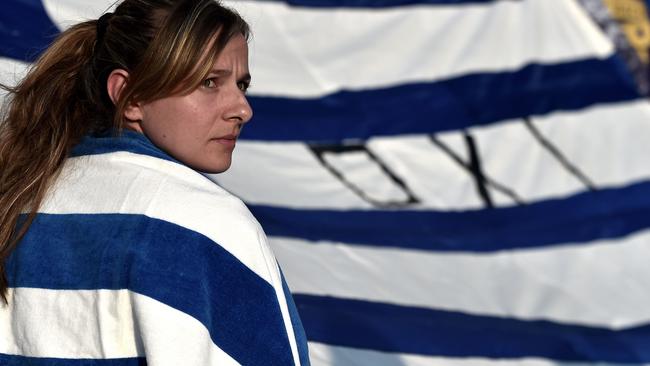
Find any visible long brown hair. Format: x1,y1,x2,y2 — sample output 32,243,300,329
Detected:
0,0,250,301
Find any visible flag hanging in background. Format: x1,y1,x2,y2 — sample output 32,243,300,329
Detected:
2,0,650,365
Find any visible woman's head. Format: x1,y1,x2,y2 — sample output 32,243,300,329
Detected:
92,0,253,172
115,33,252,173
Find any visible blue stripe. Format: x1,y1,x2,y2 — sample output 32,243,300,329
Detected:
295,294,650,362
270,0,509,7
0,354,145,366
281,271,311,365
0,0,59,62
8,214,294,366
251,180,650,252
243,56,639,142
70,129,177,163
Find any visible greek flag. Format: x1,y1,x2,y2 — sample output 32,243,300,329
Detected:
2,0,650,365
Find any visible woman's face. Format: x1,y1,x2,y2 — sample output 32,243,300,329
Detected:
131,34,252,173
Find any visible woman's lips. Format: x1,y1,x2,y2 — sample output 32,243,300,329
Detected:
213,135,237,148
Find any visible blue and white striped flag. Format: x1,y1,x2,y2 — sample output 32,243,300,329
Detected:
2,0,650,365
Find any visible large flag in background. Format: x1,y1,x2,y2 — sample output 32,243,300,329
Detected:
3,0,650,365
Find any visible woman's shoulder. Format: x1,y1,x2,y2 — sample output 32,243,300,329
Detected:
43,140,275,283
56,141,252,220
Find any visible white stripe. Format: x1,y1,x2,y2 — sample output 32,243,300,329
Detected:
215,137,481,209
0,288,238,364
39,0,612,97
515,100,650,192
223,0,612,97
42,0,116,30
470,100,650,207
218,142,374,209
0,57,28,83
307,342,645,366
273,228,650,329
216,100,650,210
0,57,29,97
132,292,239,365
0,288,141,358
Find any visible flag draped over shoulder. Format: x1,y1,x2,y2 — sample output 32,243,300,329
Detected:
2,0,650,365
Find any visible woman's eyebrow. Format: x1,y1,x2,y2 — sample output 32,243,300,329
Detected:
209,69,251,81
238,73,251,83
209,69,231,76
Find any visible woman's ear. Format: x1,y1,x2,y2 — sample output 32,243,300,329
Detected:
107,69,144,131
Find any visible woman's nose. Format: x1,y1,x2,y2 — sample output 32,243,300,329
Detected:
225,89,253,124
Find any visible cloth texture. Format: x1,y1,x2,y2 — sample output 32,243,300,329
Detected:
0,130,310,366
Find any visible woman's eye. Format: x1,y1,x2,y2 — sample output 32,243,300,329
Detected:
237,81,250,93
203,78,217,88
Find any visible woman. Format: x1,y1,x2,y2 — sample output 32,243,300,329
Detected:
0,0,310,365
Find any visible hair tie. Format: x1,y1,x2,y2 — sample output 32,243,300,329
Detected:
96,12,113,45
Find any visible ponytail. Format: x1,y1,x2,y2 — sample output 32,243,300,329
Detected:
0,21,102,302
